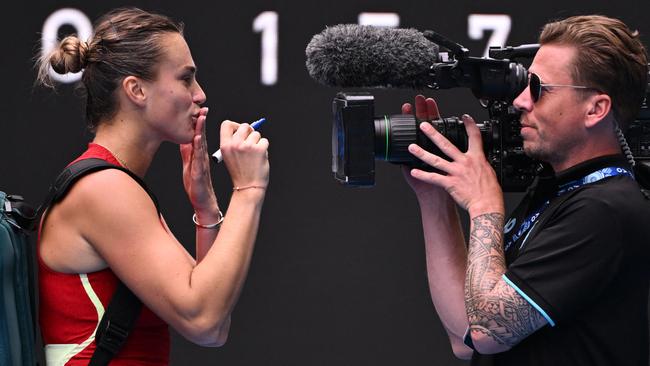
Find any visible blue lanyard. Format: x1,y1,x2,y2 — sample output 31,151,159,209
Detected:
503,166,634,252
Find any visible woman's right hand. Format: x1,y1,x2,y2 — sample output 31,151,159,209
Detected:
219,120,270,189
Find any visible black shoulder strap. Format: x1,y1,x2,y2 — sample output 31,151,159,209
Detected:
89,283,142,366
38,158,160,218
39,158,160,366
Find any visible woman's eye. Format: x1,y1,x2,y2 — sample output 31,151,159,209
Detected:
181,75,193,84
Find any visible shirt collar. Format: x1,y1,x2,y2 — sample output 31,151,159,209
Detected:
553,154,631,186
531,154,630,198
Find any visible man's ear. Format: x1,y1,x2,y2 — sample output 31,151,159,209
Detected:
121,76,147,107
584,93,612,129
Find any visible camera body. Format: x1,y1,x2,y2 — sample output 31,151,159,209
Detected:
332,35,540,191
332,92,538,191
331,33,650,191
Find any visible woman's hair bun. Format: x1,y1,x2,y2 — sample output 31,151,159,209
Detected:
49,36,89,74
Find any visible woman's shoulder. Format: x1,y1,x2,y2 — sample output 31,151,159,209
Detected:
66,168,148,207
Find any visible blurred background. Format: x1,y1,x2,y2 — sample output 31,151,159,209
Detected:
1,1,648,364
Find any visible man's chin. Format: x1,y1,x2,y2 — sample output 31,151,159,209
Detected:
523,144,542,161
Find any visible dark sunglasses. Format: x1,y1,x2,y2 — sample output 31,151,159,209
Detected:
529,72,593,102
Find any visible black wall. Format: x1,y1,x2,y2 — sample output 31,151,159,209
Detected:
1,1,648,365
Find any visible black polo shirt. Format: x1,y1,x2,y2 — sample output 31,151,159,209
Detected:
471,155,650,366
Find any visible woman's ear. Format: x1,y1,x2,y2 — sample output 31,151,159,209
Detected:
584,93,612,129
121,76,147,107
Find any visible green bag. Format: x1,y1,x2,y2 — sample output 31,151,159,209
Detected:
0,192,37,365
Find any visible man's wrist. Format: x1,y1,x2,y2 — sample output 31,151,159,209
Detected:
468,203,504,218
413,185,450,202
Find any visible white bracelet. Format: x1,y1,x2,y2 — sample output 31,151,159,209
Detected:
192,211,224,229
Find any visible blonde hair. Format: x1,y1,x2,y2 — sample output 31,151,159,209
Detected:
540,15,648,129
40,37,90,78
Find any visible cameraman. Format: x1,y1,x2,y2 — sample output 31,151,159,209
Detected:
404,15,650,365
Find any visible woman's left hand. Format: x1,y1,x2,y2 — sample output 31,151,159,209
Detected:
180,107,220,219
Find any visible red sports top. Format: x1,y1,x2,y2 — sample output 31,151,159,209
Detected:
39,143,170,365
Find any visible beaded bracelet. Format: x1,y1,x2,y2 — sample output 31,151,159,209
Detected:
232,185,267,191
192,210,224,229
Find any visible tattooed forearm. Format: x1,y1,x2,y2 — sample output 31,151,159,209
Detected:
464,213,546,349
466,281,547,347
466,213,506,294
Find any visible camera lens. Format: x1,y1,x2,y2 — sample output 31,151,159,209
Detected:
374,114,417,163
430,117,468,153
374,115,470,165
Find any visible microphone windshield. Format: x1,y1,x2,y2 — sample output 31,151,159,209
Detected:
305,24,439,89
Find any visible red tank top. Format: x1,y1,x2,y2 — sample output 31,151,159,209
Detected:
38,143,170,365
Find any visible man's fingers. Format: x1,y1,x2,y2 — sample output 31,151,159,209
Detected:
426,98,440,120
402,103,413,115
409,168,449,189
414,95,428,121
407,144,454,173
462,115,484,154
419,122,464,161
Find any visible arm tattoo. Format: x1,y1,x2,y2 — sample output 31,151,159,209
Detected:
464,213,546,348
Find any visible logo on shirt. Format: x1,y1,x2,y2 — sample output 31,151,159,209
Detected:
504,217,516,234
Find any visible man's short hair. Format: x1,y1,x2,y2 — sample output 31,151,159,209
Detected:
540,15,648,129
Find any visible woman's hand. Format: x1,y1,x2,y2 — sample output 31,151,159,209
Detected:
219,120,270,191
180,107,220,220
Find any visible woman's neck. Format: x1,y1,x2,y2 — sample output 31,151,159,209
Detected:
93,116,161,178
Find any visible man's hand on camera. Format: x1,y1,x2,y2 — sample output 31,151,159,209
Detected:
406,97,504,217
401,95,449,201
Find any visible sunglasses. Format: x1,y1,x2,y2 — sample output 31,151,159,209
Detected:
528,72,594,102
